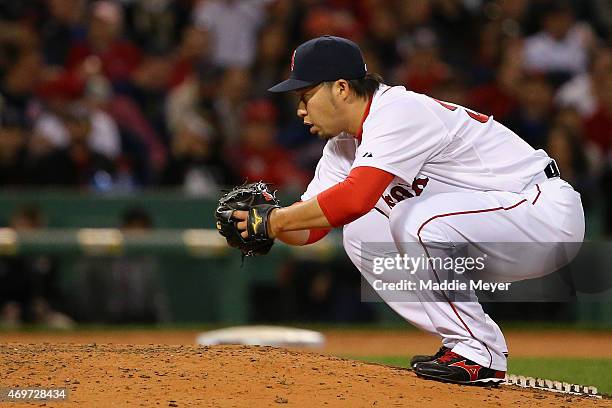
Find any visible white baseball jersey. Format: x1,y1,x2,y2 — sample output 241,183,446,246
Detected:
302,84,552,216
300,84,585,372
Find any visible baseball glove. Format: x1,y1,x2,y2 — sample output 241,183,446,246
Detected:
215,181,281,257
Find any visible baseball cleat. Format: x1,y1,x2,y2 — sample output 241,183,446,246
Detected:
414,350,506,385
410,346,450,369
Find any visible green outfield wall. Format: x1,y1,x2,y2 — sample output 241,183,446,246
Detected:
0,190,609,325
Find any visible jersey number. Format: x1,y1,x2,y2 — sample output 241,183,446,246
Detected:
433,99,490,123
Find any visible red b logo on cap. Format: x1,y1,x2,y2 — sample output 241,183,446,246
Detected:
290,49,296,71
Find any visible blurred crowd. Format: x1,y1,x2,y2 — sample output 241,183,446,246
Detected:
0,204,169,327
0,0,611,225
2,0,611,326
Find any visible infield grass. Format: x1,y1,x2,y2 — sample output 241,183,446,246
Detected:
352,356,612,395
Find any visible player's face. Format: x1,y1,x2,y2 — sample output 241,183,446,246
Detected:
296,83,342,139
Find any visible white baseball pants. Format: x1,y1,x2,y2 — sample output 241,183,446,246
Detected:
342,178,584,370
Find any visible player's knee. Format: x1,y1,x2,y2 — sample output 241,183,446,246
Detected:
417,219,451,244
389,200,450,245
389,200,422,243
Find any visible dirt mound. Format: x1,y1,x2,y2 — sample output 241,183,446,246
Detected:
0,344,607,407
2,329,610,358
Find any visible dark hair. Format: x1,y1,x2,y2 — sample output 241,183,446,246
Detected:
348,72,385,99
324,73,384,99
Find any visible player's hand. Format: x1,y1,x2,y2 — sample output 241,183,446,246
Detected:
233,210,249,238
214,182,280,257
234,209,278,239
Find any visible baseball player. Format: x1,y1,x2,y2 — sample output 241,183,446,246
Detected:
227,36,585,385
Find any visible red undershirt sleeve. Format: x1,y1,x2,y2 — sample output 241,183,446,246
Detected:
316,166,395,227
305,228,331,244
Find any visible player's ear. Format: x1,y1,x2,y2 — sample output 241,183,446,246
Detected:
331,80,349,100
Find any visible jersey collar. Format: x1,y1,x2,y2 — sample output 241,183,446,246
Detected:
355,95,373,141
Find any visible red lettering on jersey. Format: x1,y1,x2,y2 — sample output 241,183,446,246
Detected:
412,177,429,196
383,195,396,208
466,110,490,123
390,186,414,202
432,98,490,123
381,177,430,209
433,98,458,111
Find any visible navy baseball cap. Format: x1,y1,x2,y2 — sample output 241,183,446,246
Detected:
268,35,367,93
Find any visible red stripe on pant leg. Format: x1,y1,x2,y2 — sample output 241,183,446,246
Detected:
415,199,528,368
532,185,541,205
